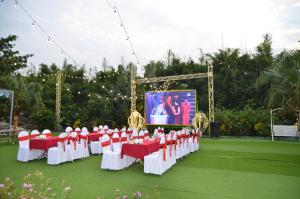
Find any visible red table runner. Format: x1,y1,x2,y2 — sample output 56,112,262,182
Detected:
121,140,160,160
29,137,58,150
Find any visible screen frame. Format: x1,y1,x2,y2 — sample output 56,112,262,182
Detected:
144,89,197,127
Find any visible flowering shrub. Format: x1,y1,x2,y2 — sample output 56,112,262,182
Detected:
0,171,71,199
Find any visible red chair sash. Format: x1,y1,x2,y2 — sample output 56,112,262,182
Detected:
112,138,119,143
127,130,133,135
18,136,30,141
44,133,51,137
101,140,110,147
120,137,127,142
57,137,67,151
92,131,99,134
79,135,88,148
132,136,139,139
30,134,38,139
160,144,166,161
144,133,149,137
69,136,78,150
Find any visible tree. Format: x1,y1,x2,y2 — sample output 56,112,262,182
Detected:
0,35,32,76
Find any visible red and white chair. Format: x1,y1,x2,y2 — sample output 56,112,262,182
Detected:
176,131,183,159
138,130,145,140
79,129,90,158
42,129,52,137
90,126,100,154
166,133,176,170
195,128,201,151
65,127,73,137
98,125,104,130
100,134,122,170
75,127,81,135
66,131,79,161
120,131,135,166
144,136,166,175
111,132,121,152
17,131,31,162
189,129,197,153
29,130,44,160
144,130,150,139
103,125,109,132
132,129,139,140
47,133,68,165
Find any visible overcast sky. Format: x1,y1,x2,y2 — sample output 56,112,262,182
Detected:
0,0,299,71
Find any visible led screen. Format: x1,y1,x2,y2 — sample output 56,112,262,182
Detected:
145,90,196,125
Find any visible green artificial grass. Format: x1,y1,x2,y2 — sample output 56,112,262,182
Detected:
1,138,300,198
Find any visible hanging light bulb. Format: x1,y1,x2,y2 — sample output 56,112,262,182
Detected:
88,94,91,97
14,0,18,7
61,50,64,56
47,36,50,43
31,20,35,28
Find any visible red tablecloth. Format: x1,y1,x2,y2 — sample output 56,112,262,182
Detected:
29,137,58,150
121,140,160,160
88,133,100,143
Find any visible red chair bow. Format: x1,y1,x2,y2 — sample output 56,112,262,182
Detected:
69,136,78,150
101,140,110,147
44,133,51,137
79,135,88,148
18,136,30,141
57,137,67,151
160,144,166,161
120,137,127,142
132,136,139,139
112,138,120,143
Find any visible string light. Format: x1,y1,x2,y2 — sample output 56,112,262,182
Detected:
106,0,142,75
13,0,81,67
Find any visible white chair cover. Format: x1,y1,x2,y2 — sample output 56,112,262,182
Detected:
17,131,30,162
75,127,81,135
79,130,90,158
65,127,73,137
29,130,44,160
42,129,52,137
90,127,100,154
66,132,78,161
144,136,166,175
112,132,121,152
47,133,68,165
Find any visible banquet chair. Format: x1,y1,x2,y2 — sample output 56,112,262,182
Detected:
171,132,177,166
29,130,44,160
190,129,197,153
132,129,139,140
82,127,88,133
120,131,135,166
138,130,145,140
75,127,81,135
47,133,68,165
79,130,90,158
17,131,31,162
112,132,121,152
144,130,150,139
90,126,100,154
65,127,73,137
176,131,183,159
66,131,79,161
42,129,52,137
127,127,133,140
121,127,126,132
100,134,124,170
195,128,200,151
181,129,188,157
144,136,166,175
166,133,176,170
103,125,109,132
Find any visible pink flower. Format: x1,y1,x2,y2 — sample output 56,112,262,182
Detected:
0,183,4,188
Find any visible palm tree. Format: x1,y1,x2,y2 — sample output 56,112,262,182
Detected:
257,49,300,123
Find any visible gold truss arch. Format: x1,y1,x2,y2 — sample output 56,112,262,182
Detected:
129,63,214,132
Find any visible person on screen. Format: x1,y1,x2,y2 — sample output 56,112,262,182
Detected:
165,95,180,124
151,96,167,115
181,99,191,125
173,95,181,124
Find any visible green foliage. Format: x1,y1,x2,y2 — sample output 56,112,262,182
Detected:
215,106,270,136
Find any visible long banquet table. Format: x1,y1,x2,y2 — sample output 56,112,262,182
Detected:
121,140,160,160
29,137,59,150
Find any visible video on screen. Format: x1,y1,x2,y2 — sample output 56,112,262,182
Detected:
145,90,196,125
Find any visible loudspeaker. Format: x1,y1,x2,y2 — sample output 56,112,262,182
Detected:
210,121,220,138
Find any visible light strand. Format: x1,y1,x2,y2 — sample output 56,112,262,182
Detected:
14,0,81,67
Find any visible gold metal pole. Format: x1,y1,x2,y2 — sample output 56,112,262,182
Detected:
55,70,62,130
